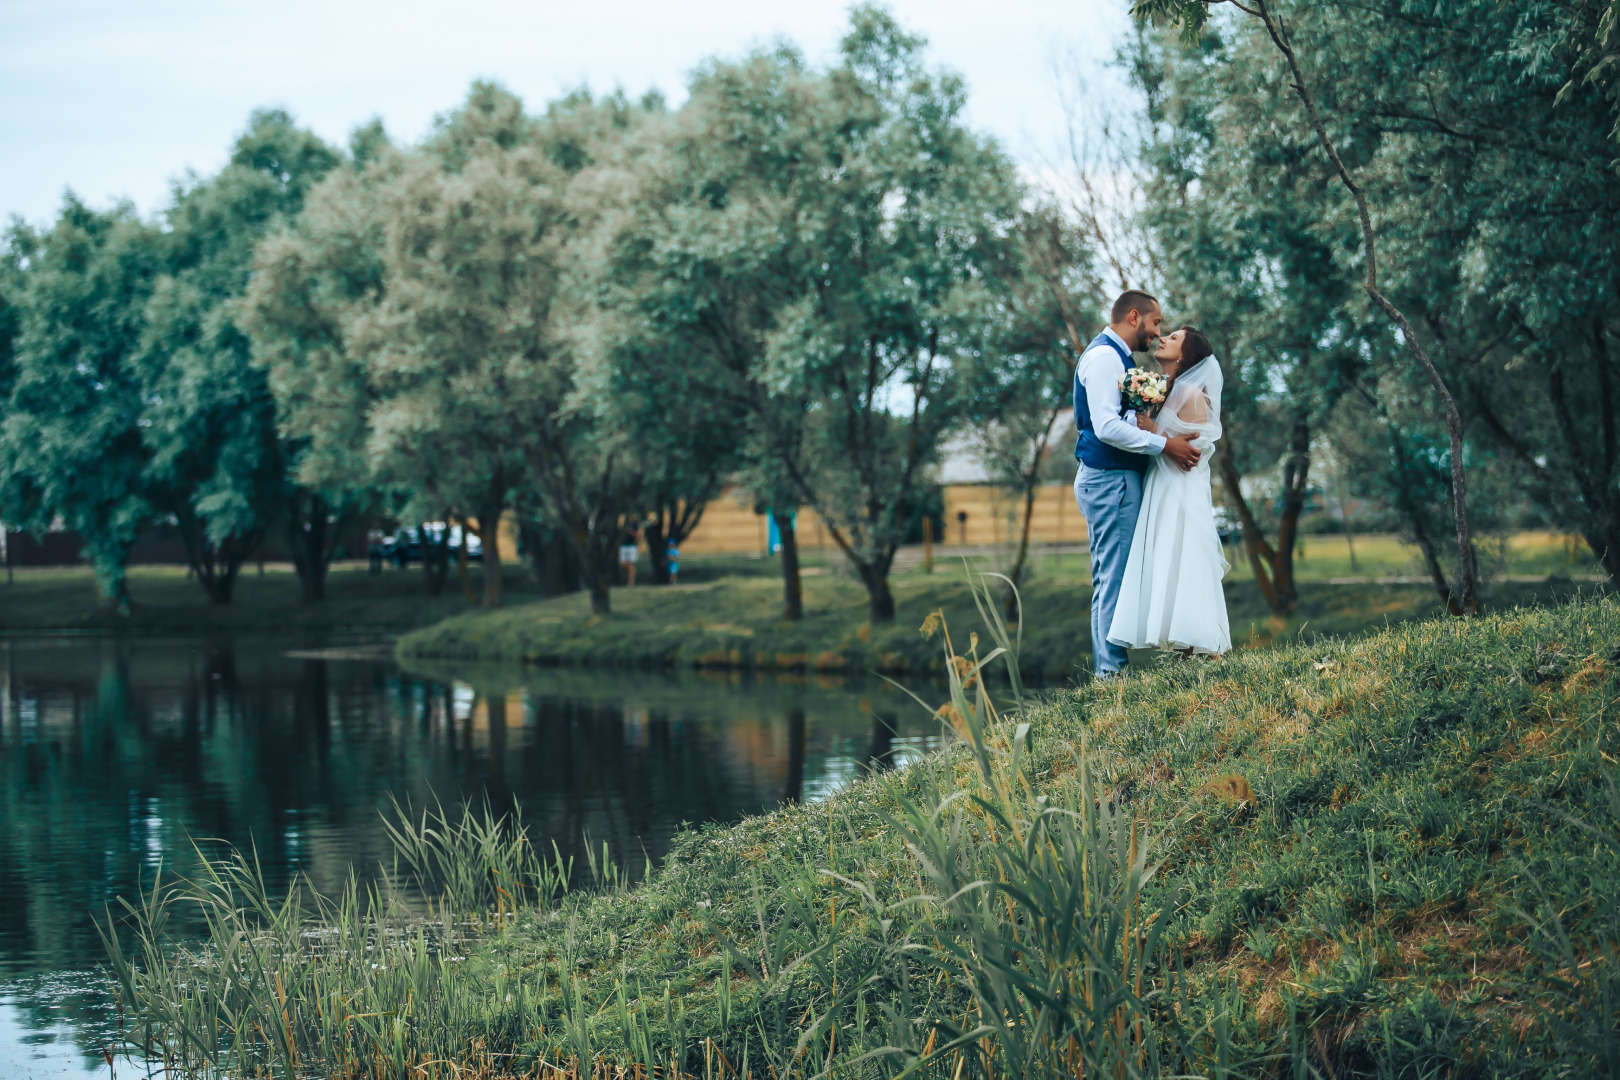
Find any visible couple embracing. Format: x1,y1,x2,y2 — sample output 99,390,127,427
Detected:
1074,290,1231,679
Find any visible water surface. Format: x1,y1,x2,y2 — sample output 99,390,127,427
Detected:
0,634,943,1077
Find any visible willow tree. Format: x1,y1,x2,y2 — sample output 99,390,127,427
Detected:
139,110,343,603
250,85,659,613
1135,0,1620,594
772,7,1025,622
1130,23,1359,615
1136,0,1487,612
588,46,819,618
970,204,1101,610
0,201,160,612
241,130,405,596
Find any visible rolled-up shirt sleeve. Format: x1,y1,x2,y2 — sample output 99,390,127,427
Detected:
1078,347,1166,455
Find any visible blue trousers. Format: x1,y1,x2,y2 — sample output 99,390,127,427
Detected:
1075,465,1144,678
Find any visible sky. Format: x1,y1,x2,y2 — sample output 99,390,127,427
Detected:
0,0,1132,227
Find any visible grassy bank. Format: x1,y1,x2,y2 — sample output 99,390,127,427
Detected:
0,562,535,634
397,549,1606,680
112,596,1620,1077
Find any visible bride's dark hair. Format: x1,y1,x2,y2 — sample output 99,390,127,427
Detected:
1179,326,1213,366
1164,325,1215,405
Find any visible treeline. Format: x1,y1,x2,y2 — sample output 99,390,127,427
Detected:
0,7,1093,619
1128,0,1620,615
3,0,1617,624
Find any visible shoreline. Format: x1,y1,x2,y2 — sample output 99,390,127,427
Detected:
393,572,1605,679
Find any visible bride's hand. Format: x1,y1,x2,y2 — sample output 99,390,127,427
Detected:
1135,412,1157,434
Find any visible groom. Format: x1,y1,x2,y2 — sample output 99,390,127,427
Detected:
1074,290,1201,678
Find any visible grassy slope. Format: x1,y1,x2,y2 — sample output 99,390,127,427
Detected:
397,548,1604,681
472,596,1619,1076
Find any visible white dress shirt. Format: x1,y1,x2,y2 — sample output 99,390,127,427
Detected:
1076,327,1166,456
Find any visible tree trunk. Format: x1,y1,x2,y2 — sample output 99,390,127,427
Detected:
642,499,708,586
775,511,804,621
1215,427,1308,616
565,519,617,616
292,502,327,601
454,517,475,603
1411,516,1462,614
289,496,345,602
178,514,257,606
822,521,897,622
475,500,504,608
1006,477,1041,621
190,544,249,605
643,516,670,585
1271,417,1311,609
1388,433,1467,616
861,563,896,623
524,444,626,617
1245,0,1478,613
1005,402,1064,621
1585,527,1620,580
588,575,611,615
421,520,451,595
520,519,579,596
1548,357,1620,582
100,564,131,616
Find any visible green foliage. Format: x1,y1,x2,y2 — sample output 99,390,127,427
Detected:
1129,0,1620,599
775,9,1026,622
0,199,162,610
140,109,342,603
0,112,344,608
589,11,1039,623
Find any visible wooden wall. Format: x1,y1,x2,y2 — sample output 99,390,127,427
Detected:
673,483,1087,557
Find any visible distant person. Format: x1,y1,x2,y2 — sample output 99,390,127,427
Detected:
665,537,680,585
1073,290,1201,678
619,527,640,587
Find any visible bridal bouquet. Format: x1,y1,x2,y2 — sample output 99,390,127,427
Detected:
1118,368,1169,414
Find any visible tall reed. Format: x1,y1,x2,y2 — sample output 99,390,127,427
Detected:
98,798,607,1078
860,569,1212,1078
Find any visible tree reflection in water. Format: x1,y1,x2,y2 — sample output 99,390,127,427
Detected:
0,635,945,1076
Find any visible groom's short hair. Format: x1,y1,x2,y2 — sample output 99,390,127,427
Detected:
1110,289,1159,324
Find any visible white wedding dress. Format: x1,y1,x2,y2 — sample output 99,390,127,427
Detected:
1107,356,1232,656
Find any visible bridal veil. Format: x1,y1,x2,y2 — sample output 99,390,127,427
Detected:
1106,356,1233,657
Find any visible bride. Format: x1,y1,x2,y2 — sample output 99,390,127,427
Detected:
1107,326,1232,657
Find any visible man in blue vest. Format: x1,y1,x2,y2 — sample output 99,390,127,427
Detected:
1074,290,1201,678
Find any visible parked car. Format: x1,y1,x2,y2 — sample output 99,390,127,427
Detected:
371,523,482,568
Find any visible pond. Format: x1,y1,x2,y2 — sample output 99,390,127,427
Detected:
0,634,947,1078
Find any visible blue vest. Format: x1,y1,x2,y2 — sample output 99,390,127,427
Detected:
1073,332,1150,473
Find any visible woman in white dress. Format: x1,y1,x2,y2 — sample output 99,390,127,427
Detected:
1107,326,1232,657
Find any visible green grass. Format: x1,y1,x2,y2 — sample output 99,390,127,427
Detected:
110,594,1620,1077
398,543,1608,681
457,594,1620,1077
1227,530,1602,584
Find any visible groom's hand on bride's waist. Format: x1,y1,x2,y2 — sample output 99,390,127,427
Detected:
1161,433,1200,471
